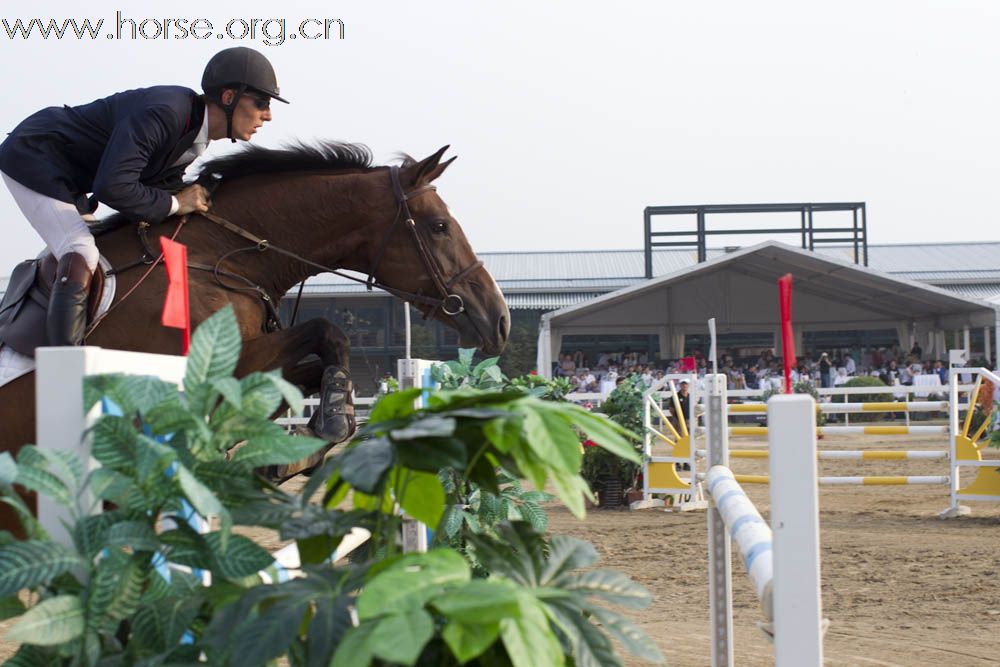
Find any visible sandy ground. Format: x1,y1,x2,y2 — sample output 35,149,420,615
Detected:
3,432,1000,666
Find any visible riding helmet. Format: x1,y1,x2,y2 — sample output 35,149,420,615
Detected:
201,47,289,104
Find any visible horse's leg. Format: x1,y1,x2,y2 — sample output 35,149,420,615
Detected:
236,318,355,443
0,374,36,537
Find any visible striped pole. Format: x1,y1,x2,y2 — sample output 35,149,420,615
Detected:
697,449,948,461
706,466,774,616
729,425,947,436
729,401,948,414
735,474,949,486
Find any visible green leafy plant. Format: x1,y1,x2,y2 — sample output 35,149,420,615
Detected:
831,376,892,422
0,305,329,665
431,348,507,390
582,375,646,495
508,373,574,402
0,308,662,666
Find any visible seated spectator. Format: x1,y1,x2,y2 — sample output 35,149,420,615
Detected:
833,367,850,387
933,360,947,383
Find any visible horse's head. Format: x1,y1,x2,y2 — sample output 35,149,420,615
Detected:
370,147,510,355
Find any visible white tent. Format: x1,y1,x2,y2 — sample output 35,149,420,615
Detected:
537,241,1000,377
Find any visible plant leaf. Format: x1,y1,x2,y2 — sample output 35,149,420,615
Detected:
5,595,84,646
584,604,664,664
339,438,395,494
0,541,82,597
442,620,501,664
499,594,564,667
369,609,434,666
230,432,328,468
560,569,652,610
395,470,445,528
184,305,242,415
229,599,310,666
431,580,521,623
358,550,469,619
205,533,275,580
104,520,160,552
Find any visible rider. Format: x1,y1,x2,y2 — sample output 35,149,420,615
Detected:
0,46,287,346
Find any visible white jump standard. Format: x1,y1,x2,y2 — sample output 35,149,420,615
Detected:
703,375,825,666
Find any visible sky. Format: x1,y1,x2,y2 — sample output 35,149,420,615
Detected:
0,0,998,274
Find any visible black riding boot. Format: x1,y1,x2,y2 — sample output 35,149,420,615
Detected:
308,365,356,443
47,253,92,346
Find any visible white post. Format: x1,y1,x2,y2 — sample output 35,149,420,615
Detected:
642,395,652,502
768,394,824,666
705,374,733,667
964,327,971,359
404,302,412,360
36,347,187,549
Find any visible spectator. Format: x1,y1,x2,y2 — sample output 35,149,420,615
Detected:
559,354,576,377
933,360,947,383
818,352,832,388
844,355,857,376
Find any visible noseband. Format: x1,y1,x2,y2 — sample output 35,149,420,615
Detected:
196,166,483,321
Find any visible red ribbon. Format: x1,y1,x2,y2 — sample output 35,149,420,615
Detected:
160,237,190,355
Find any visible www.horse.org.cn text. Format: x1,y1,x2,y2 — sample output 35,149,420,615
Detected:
1,13,346,46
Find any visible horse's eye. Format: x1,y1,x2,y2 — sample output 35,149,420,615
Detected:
430,220,449,234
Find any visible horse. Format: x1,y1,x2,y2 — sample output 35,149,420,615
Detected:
0,142,510,533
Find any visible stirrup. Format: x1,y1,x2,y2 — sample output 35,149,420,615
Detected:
310,365,356,443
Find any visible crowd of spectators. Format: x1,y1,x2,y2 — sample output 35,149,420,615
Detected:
556,342,993,394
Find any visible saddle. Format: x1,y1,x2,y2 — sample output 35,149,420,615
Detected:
0,254,106,357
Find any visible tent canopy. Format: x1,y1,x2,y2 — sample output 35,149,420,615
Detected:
537,241,999,376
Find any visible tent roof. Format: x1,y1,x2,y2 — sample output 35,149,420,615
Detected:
542,241,998,332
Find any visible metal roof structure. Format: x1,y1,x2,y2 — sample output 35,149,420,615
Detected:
536,241,1000,377
2,241,999,306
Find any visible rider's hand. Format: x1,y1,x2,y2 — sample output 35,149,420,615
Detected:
175,184,211,215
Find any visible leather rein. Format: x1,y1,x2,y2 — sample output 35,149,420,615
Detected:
105,166,484,334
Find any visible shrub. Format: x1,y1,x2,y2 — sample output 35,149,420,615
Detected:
0,309,662,666
832,375,892,422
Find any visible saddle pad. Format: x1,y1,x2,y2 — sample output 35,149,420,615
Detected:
0,255,116,388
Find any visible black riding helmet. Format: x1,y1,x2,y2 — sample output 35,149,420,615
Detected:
202,47,288,142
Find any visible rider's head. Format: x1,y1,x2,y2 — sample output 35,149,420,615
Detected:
202,47,288,143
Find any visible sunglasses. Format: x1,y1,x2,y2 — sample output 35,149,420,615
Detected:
245,93,271,111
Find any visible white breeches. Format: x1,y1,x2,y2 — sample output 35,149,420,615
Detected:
1,171,100,271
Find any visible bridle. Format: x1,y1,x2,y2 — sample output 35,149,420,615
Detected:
366,166,483,318
197,165,484,320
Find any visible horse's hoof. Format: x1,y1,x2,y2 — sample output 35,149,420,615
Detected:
311,366,356,443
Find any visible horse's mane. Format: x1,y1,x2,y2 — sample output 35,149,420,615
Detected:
196,141,376,181
90,141,377,235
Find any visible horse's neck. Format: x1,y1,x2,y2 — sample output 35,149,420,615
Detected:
204,173,381,297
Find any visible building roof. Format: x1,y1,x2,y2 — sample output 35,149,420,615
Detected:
542,241,998,330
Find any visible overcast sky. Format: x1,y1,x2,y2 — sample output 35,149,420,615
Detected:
1,0,998,274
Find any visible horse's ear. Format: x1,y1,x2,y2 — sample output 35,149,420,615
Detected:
404,145,456,187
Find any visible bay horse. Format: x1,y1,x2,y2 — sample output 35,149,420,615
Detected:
0,143,509,533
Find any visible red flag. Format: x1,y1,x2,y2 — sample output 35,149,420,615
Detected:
778,274,795,394
160,237,190,355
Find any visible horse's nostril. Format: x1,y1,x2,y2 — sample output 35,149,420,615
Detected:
497,315,509,341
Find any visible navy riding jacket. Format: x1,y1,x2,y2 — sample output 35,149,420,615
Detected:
0,85,206,223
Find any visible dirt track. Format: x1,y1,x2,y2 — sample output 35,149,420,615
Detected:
3,433,999,665
562,432,1000,667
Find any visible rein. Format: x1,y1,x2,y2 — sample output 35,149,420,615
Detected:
94,166,485,338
